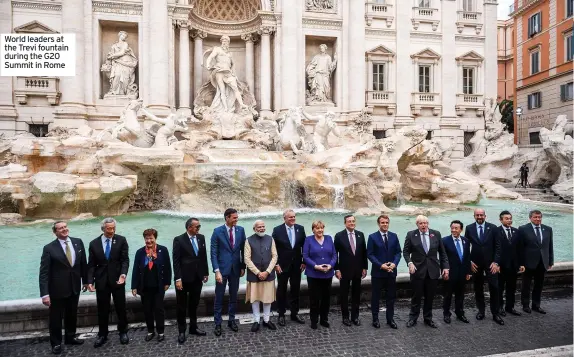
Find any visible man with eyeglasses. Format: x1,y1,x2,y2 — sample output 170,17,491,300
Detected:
39,221,88,354
173,217,209,343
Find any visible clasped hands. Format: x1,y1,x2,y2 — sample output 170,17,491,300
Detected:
380,262,395,272
314,264,331,273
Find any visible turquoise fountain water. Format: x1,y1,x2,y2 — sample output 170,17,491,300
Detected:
0,199,571,301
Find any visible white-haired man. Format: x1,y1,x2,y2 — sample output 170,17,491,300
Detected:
87,217,130,347
244,220,278,332
403,215,449,328
272,209,307,326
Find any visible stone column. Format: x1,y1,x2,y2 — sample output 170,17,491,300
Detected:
441,0,457,118
53,0,87,128
146,0,170,109
394,0,413,123
347,0,365,113
192,30,207,102
258,26,274,116
280,0,300,109
241,33,256,94
484,0,498,101
177,20,191,114
0,0,18,134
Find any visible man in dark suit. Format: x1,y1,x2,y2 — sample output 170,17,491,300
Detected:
441,220,471,324
271,209,307,326
497,210,523,316
403,215,449,328
518,209,553,314
173,217,209,343
334,215,367,327
464,208,504,325
367,214,401,329
39,221,88,354
87,217,130,347
210,208,246,336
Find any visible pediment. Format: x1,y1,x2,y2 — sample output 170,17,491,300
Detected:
14,21,59,34
456,50,484,62
366,45,395,56
410,48,441,60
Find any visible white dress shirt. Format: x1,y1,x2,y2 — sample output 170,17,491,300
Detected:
346,229,356,249
59,237,76,266
419,231,430,251
531,223,543,242
452,235,463,258
101,234,113,253
285,224,295,248
476,223,485,239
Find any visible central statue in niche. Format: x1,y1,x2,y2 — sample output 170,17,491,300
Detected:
306,44,337,105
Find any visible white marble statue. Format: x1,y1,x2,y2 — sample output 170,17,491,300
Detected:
96,99,154,148
306,0,334,11
140,108,189,148
301,110,341,152
100,31,138,98
276,107,309,154
204,35,249,113
306,44,337,104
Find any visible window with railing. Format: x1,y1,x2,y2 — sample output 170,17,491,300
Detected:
418,65,431,93
372,63,386,91
418,0,431,8
462,0,474,12
462,67,475,94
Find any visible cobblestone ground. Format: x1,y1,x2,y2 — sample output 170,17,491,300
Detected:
0,289,571,357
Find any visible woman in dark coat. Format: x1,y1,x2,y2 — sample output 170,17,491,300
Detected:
131,228,171,342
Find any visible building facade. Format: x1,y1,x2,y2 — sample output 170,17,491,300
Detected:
497,18,514,101
511,0,573,145
0,0,498,168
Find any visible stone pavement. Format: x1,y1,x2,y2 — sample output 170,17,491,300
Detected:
0,290,571,357
487,344,573,357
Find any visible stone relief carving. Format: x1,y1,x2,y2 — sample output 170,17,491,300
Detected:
306,0,335,12
305,44,337,105
100,31,138,99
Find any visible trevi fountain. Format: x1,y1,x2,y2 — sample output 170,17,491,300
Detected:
0,0,572,300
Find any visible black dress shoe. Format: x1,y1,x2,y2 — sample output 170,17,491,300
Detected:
342,318,352,326
507,308,522,316
291,315,305,324
320,320,330,328
144,333,155,342
523,306,532,313
251,322,260,332
457,315,470,323
94,336,107,348
352,318,361,326
64,337,84,345
311,322,318,329
424,320,438,328
263,321,277,330
52,345,62,355
499,309,507,317
372,320,381,329
178,333,186,344
278,316,286,326
119,333,129,345
387,320,398,329
476,312,485,320
532,307,546,314
228,320,239,332
157,334,165,342
493,315,505,325
444,316,451,324
406,319,417,328
190,328,206,336
214,325,222,336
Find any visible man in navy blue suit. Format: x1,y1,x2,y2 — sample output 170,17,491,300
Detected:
441,220,472,324
210,208,246,336
367,214,401,329
497,210,523,316
465,208,504,325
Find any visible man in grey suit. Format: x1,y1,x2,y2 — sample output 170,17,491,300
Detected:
517,209,553,314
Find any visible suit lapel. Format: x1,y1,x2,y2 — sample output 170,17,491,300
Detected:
71,238,81,267
413,231,426,256
528,225,542,247
182,234,197,256
52,240,71,267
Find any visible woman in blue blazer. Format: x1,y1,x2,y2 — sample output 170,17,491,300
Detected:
131,229,172,342
303,220,337,329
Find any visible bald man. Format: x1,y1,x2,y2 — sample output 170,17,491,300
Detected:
465,209,504,325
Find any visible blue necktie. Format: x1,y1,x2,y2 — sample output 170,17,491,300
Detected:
191,236,199,256
288,227,294,248
535,226,542,244
479,225,484,243
104,239,111,260
455,239,463,262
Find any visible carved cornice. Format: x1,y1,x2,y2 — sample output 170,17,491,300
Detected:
511,0,543,17
455,35,485,43
302,17,342,30
410,32,442,40
12,0,61,11
168,4,193,18
93,1,143,16
365,28,396,37
190,13,263,36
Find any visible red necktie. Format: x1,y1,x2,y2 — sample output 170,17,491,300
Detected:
229,228,234,248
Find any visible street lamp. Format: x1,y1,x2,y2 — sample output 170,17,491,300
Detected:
515,107,523,145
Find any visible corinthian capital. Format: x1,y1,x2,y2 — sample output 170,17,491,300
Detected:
173,19,191,29
191,30,208,39
241,33,257,42
257,26,276,36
